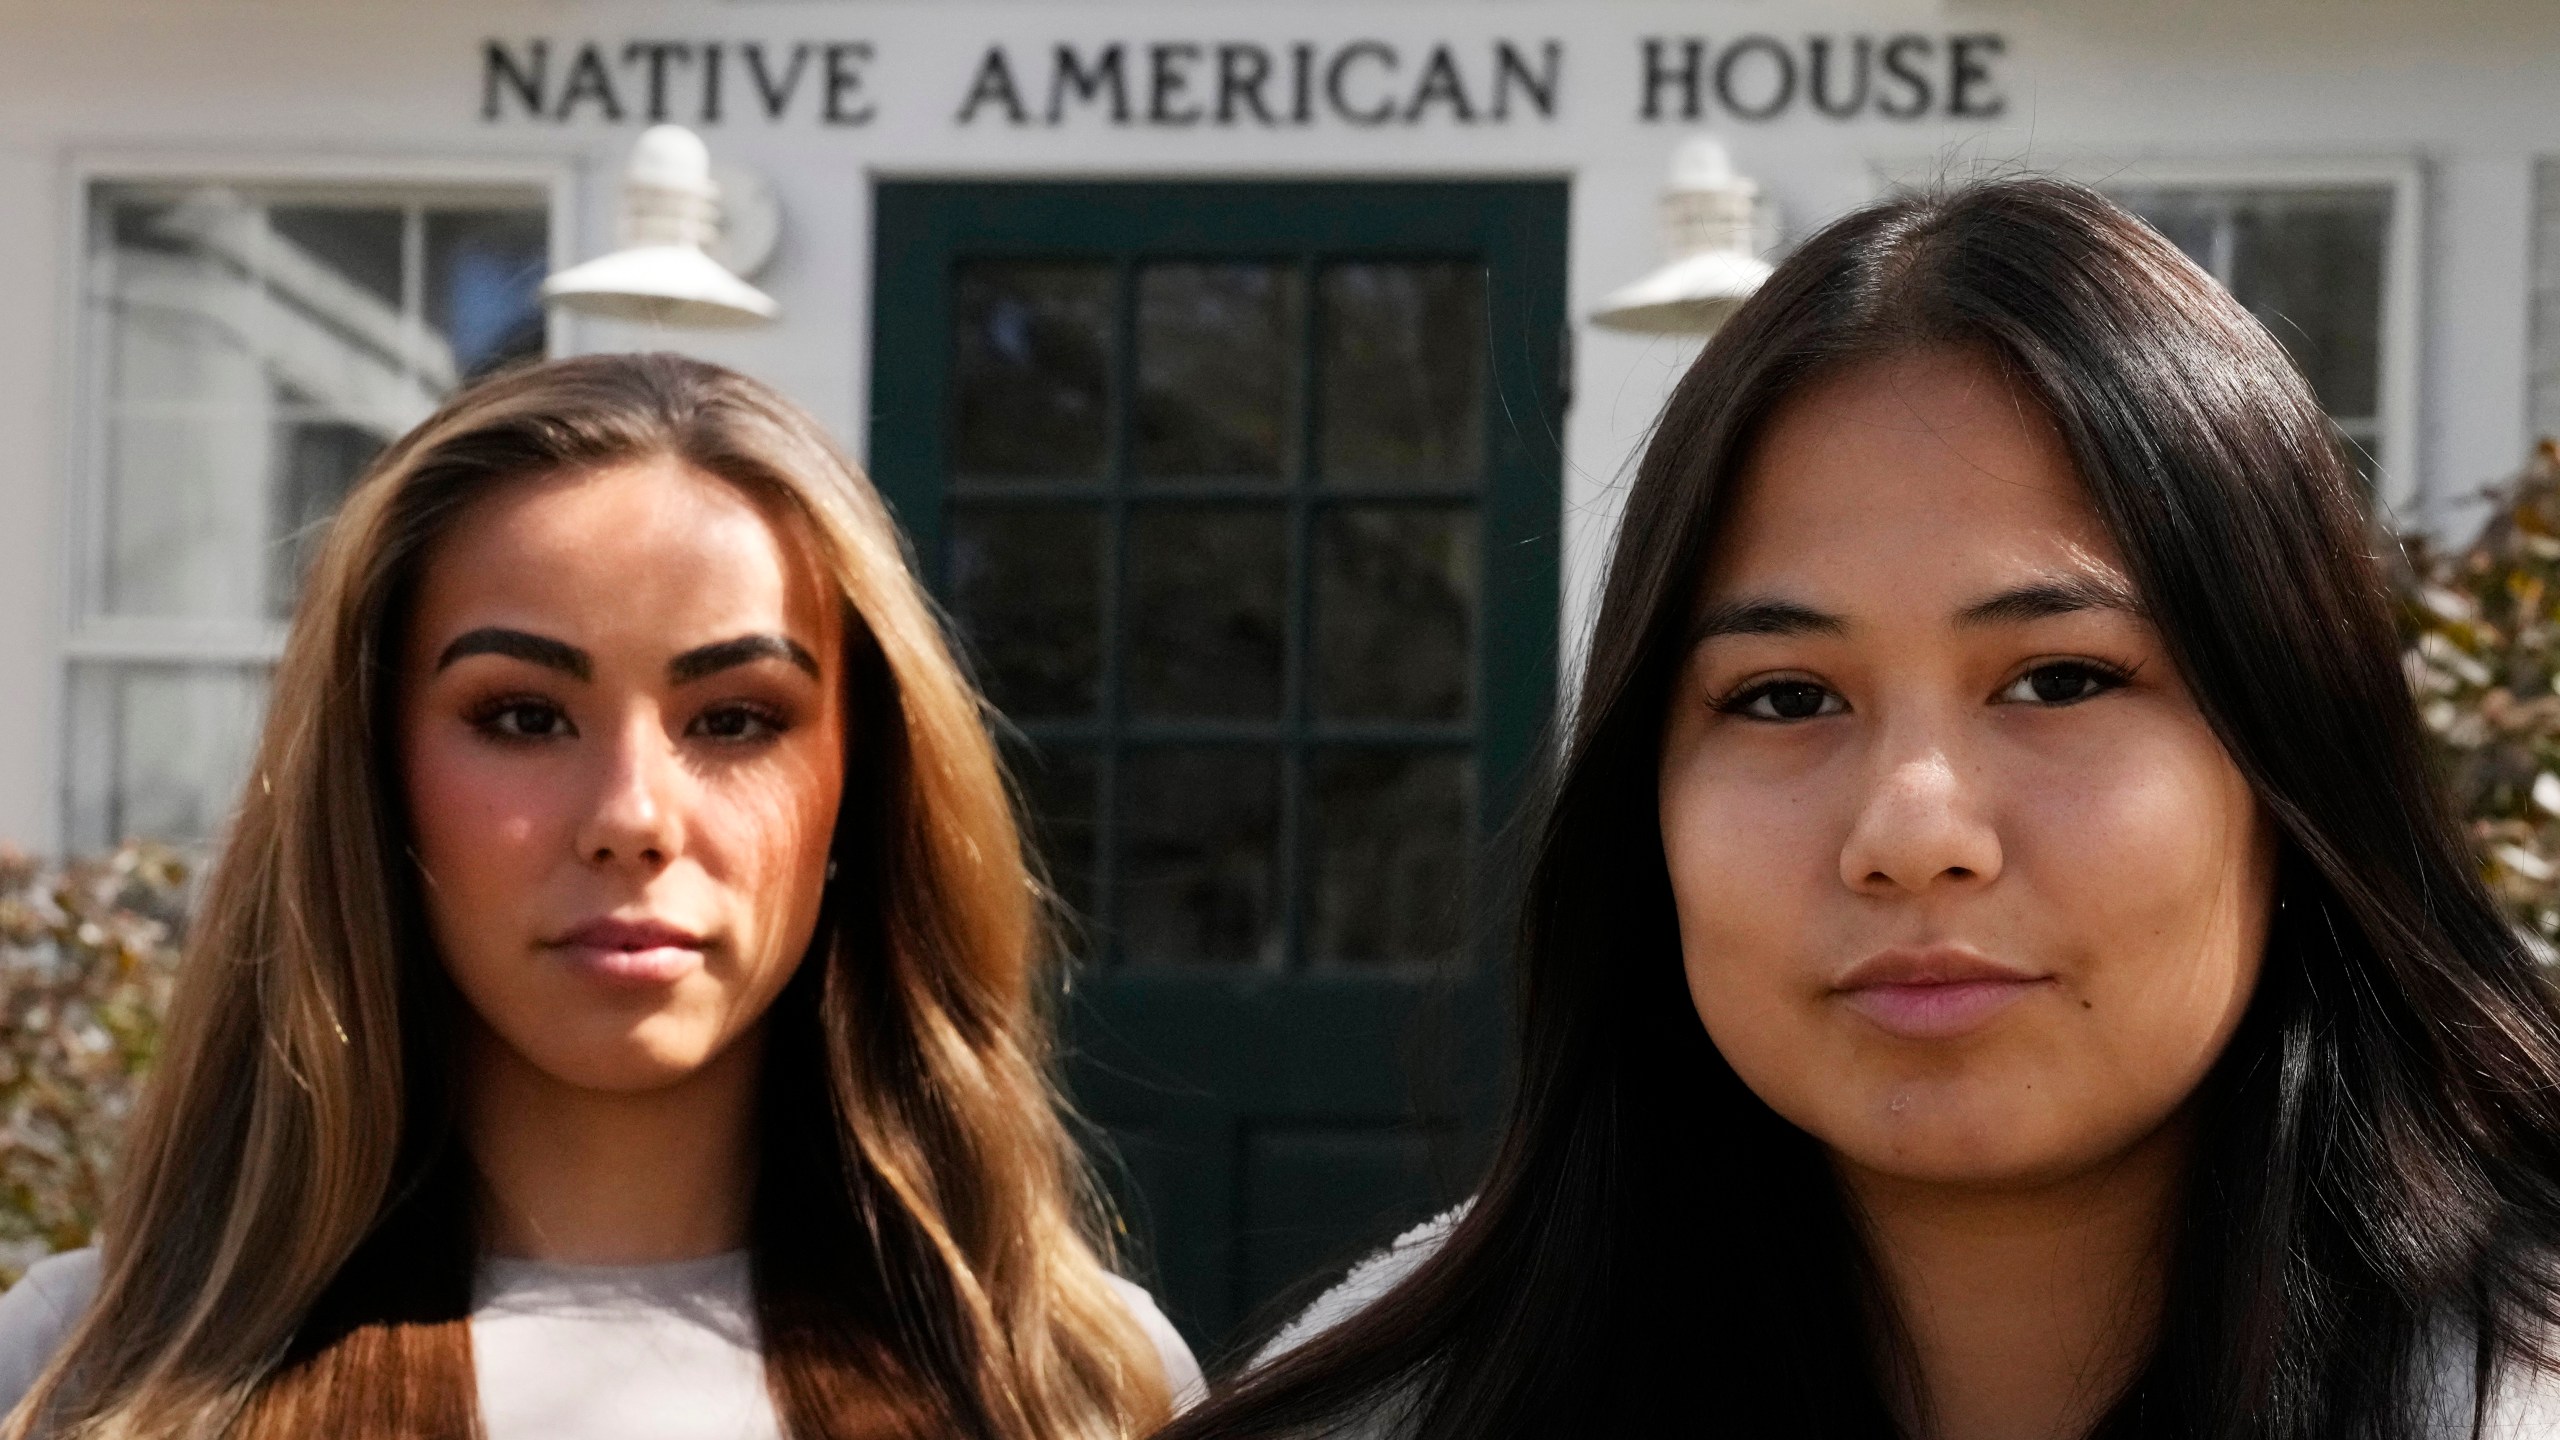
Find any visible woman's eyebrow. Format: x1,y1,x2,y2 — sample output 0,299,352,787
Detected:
1954,574,2143,628
1688,598,1846,647
436,627,591,679
668,633,821,684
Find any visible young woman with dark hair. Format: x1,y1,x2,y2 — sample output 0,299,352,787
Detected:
0,353,1197,1439
1159,177,2560,1438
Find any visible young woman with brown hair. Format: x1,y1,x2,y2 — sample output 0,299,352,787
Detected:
0,353,1197,1439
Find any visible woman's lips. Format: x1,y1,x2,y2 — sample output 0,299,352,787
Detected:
547,917,708,989
1831,946,2053,1040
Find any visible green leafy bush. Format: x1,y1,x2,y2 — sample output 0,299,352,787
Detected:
0,843,185,1284
2400,441,2560,958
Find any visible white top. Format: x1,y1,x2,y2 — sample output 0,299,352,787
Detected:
1262,1207,2560,1438
1255,1207,1464,1368
0,1247,1202,1438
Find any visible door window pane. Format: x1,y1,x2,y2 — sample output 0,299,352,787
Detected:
1135,262,1301,482
1314,506,1476,723
1117,747,1282,966
1306,748,1470,967
1317,263,1486,490
1124,504,1287,720
948,502,1104,719
951,261,1115,482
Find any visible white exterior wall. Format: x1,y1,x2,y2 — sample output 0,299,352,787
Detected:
3,0,2559,848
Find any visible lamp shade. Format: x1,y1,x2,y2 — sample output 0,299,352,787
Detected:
542,125,779,328
1590,136,1769,337
543,244,779,327
1586,249,1775,336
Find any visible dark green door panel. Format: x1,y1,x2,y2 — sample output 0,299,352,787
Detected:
869,180,1566,1352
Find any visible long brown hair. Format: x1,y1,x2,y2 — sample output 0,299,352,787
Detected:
7,353,1172,1440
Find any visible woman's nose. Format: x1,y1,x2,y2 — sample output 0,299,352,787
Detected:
573,716,683,871
1837,738,2003,896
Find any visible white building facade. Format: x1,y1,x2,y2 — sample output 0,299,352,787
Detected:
4,0,2560,1342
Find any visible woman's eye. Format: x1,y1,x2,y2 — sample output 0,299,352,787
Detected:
474,700,573,741
1727,680,1844,722
689,704,787,743
1997,661,2127,707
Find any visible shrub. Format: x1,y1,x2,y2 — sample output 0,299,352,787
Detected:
0,842,185,1284
2400,440,2560,958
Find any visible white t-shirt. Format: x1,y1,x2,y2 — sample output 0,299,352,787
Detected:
0,1247,1202,1438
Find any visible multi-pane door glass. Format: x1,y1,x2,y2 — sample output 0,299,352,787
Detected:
946,257,1484,969
2119,186,2391,467
68,183,548,851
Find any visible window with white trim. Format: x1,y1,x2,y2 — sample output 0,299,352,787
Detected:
2112,184,2397,481
67,180,550,852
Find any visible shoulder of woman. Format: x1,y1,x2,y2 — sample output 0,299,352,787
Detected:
0,1248,102,1418
2479,1357,2560,1437
2416,1308,2560,1439
1102,1273,1206,1412
1251,1203,1469,1370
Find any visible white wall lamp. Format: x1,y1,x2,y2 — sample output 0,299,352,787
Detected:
542,124,781,328
1589,137,1773,337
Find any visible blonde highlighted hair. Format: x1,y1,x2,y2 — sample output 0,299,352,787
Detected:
8,353,1170,1439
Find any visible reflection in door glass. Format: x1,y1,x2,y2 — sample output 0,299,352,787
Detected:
1136,262,1302,481
947,502,1106,719
1314,506,1476,722
952,261,1116,481
1124,503,1288,719
1117,746,1283,966
1306,747,1470,967
1318,262,1486,490
1010,739,1101,924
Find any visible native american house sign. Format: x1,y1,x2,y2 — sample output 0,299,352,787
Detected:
478,33,2012,130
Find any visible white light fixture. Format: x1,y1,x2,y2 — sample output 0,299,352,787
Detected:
542,125,780,328
1589,137,1773,337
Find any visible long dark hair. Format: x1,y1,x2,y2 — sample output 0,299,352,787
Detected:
1160,177,2560,1439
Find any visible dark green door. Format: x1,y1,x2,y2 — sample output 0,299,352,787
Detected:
869,181,1566,1353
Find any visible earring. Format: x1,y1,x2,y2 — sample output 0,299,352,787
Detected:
825,856,839,881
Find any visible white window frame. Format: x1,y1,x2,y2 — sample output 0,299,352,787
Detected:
1862,154,2424,519
54,151,577,848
